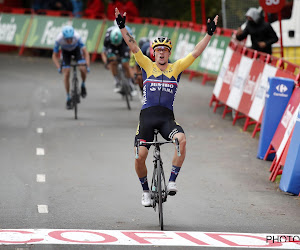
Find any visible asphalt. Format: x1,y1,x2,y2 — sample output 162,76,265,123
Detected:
0,51,299,250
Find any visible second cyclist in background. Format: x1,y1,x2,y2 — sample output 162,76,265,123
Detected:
102,25,137,96
52,25,90,109
130,37,154,95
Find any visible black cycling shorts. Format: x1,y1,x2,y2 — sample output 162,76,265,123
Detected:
105,42,130,62
61,46,84,67
134,106,185,149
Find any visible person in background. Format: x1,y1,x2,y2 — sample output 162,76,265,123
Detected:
235,7,278,55
47,0,73,12
32,0,48,11
70,0,83,17
107,0,139,20
130,37,153,94
52,26,90,109
102,25,137,96
84,0,105,18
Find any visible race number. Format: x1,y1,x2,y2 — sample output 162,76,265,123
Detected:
259,0,286,13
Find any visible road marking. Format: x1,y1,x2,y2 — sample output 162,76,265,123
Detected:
36,174,46,183
37,205,48,214
40,111,46,116
0,230,299,248
37,128,43,134
36,148,45,156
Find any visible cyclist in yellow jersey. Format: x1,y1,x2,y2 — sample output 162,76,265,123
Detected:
115,7,218,206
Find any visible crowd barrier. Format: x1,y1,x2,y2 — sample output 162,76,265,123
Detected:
210,38,300,193
0,9,233,84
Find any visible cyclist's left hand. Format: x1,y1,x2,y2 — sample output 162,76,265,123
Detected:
87,66,90,73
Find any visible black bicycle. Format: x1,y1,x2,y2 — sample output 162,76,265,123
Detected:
116,58,132,110
135,129,181,230
69,63,86,119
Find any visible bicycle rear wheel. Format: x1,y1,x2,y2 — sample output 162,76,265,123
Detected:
157,160,163,230
72,78,79,119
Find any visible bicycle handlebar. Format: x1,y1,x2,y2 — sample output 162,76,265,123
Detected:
135,138,181,159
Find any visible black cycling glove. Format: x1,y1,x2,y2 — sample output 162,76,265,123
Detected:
207,17,216,36
116,14,126,29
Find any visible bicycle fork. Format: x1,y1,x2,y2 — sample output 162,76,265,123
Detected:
151,148,167,210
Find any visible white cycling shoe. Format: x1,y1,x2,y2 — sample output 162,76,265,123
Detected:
167,181,178,196
141,191,151,207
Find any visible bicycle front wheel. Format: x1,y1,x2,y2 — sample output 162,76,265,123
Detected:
157,160,163,230
72,78,79,119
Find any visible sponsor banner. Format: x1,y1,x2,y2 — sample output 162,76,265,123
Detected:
213,45,234,98
0,229,299,248
197,36,231,75
279,105,300,195
257,77,295,160
237,58,265,118
248,64,278,121
226,55,254,109
276,102,300,162
171,27,202,67
127,21,149,43
217,49,242,104
72,18,103,53
0,13,31,46
96,20,114,53
25,15,103,52
269,88,300,154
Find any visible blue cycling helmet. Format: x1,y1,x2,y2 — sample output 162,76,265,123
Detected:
110,28,123,46
62,25,74,39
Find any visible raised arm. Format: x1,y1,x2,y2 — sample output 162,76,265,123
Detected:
191,15,218,58
115,8,139,54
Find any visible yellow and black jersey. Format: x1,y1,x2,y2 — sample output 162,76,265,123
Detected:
134,49,195,111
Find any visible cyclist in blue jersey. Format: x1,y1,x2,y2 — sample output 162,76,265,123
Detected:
52,25,90,109
115,8,218,207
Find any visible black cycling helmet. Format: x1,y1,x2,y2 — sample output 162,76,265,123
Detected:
138,37,150,48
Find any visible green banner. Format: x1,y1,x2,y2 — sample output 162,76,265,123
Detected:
25,15,103,52
97,20,114,53
72,18,103,52
197,35,231,74
0,13,31,46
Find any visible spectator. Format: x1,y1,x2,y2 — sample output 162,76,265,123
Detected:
47,0,73,12
32,0,48,11
84,0,105,18
71,0,83,17
107,0,139,20
235,7,278,55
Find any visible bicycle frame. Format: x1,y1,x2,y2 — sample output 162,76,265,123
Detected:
135,129,181,230
116,58,131,110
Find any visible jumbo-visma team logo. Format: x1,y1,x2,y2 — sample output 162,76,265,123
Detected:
276,84,288,93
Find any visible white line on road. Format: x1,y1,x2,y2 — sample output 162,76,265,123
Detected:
40,111,46,116
37,128,43,134
36,148,45,156
37,205,48,214
36,174,46,183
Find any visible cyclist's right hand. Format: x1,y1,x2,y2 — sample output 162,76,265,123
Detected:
58,68,62,74
115,8,126,29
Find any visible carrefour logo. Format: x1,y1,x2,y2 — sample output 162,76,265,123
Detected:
276,84,288,93
273,84,289,97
